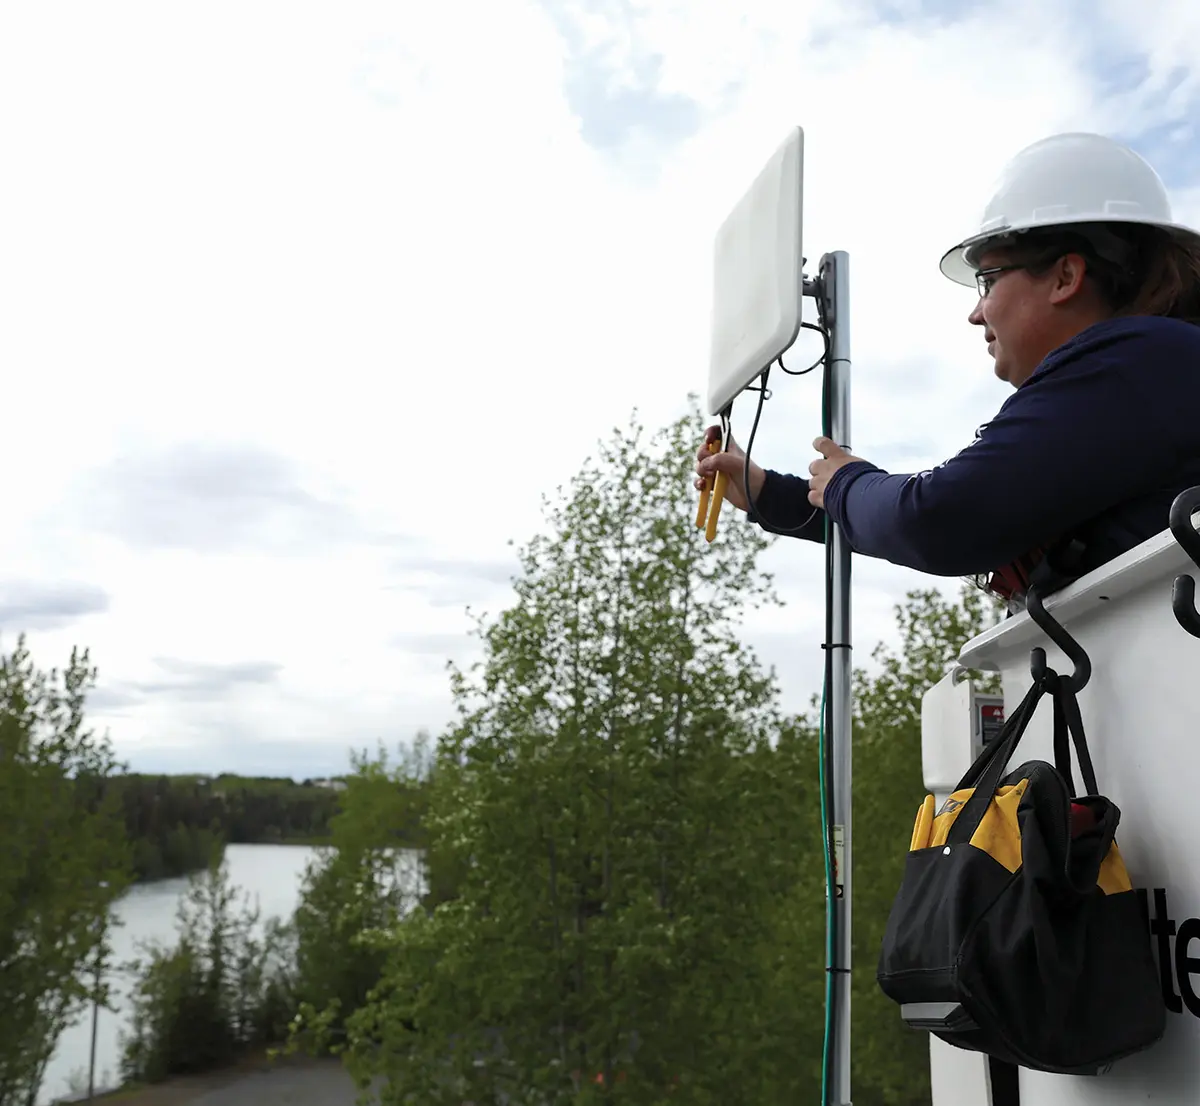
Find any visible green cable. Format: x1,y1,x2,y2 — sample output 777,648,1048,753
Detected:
819,344,835,1105
818,661,833,1104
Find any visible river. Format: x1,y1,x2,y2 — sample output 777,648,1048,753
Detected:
37,843,410,1105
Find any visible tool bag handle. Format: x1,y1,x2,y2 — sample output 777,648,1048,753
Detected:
1052,680,1099,798
947,679,1047,846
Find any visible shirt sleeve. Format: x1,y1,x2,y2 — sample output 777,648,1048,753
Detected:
821,325,1178,576
750,470,828,543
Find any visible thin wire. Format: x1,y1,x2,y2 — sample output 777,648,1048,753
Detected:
778,320,830,376
742,317,831,534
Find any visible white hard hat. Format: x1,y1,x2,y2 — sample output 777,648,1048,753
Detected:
940,132,1200,286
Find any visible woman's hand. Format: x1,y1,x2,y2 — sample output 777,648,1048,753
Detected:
693,425,765,513
807,437,864,508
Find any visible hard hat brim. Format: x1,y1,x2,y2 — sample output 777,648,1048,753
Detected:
939,242,979,287
940,217,1200,289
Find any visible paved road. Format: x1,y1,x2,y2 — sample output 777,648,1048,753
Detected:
93,1057,366,1106
187,1060,360,1106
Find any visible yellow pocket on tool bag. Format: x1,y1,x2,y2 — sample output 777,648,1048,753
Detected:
911,782,1030,875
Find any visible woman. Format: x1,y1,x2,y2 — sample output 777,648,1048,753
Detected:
694,132,1200,606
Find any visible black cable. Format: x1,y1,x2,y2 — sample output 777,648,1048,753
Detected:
778,320,830,376
742,317,832,534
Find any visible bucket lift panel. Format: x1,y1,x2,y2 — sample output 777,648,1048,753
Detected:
921,668,1004,799
947,523,1200,1105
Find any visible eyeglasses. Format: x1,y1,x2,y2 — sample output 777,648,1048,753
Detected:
975,265,1025,299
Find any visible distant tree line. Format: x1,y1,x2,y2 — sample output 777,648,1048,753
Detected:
70,770,430,883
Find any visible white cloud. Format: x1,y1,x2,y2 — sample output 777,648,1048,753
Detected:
0,0,1196,769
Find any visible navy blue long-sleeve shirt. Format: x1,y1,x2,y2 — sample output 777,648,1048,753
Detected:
752,315,1200,582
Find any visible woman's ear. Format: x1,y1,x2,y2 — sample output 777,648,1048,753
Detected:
1048,252,1090,305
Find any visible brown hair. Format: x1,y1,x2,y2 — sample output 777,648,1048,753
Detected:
999,222,1200,324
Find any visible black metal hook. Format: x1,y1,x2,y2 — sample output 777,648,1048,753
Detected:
1026,583,1091,693
1169,487,1200,639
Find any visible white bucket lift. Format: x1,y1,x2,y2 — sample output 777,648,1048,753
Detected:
921,493,1200,1105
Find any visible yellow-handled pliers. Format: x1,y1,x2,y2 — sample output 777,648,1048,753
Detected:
696,416,731,543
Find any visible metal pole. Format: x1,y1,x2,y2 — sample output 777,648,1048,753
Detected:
821,250,853,1106
87,988,99,1103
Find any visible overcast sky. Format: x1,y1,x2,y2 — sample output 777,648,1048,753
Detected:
2,0,1198,779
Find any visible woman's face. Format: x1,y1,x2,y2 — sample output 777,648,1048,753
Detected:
967,247,1094,388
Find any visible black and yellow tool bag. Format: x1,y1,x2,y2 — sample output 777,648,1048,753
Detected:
876,676,1166,1075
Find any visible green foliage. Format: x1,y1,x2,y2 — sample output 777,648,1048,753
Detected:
286,739,430,1053
120,857,295,1084
319,409,829,1104
0,635,131,1106
129,821,225,883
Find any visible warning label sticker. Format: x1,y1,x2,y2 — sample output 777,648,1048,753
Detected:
979,701,1005,746
833,824,845,899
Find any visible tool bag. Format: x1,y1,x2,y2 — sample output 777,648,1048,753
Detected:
876,675,1166,1075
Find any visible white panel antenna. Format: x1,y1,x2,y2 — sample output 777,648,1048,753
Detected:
706,126,804,415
